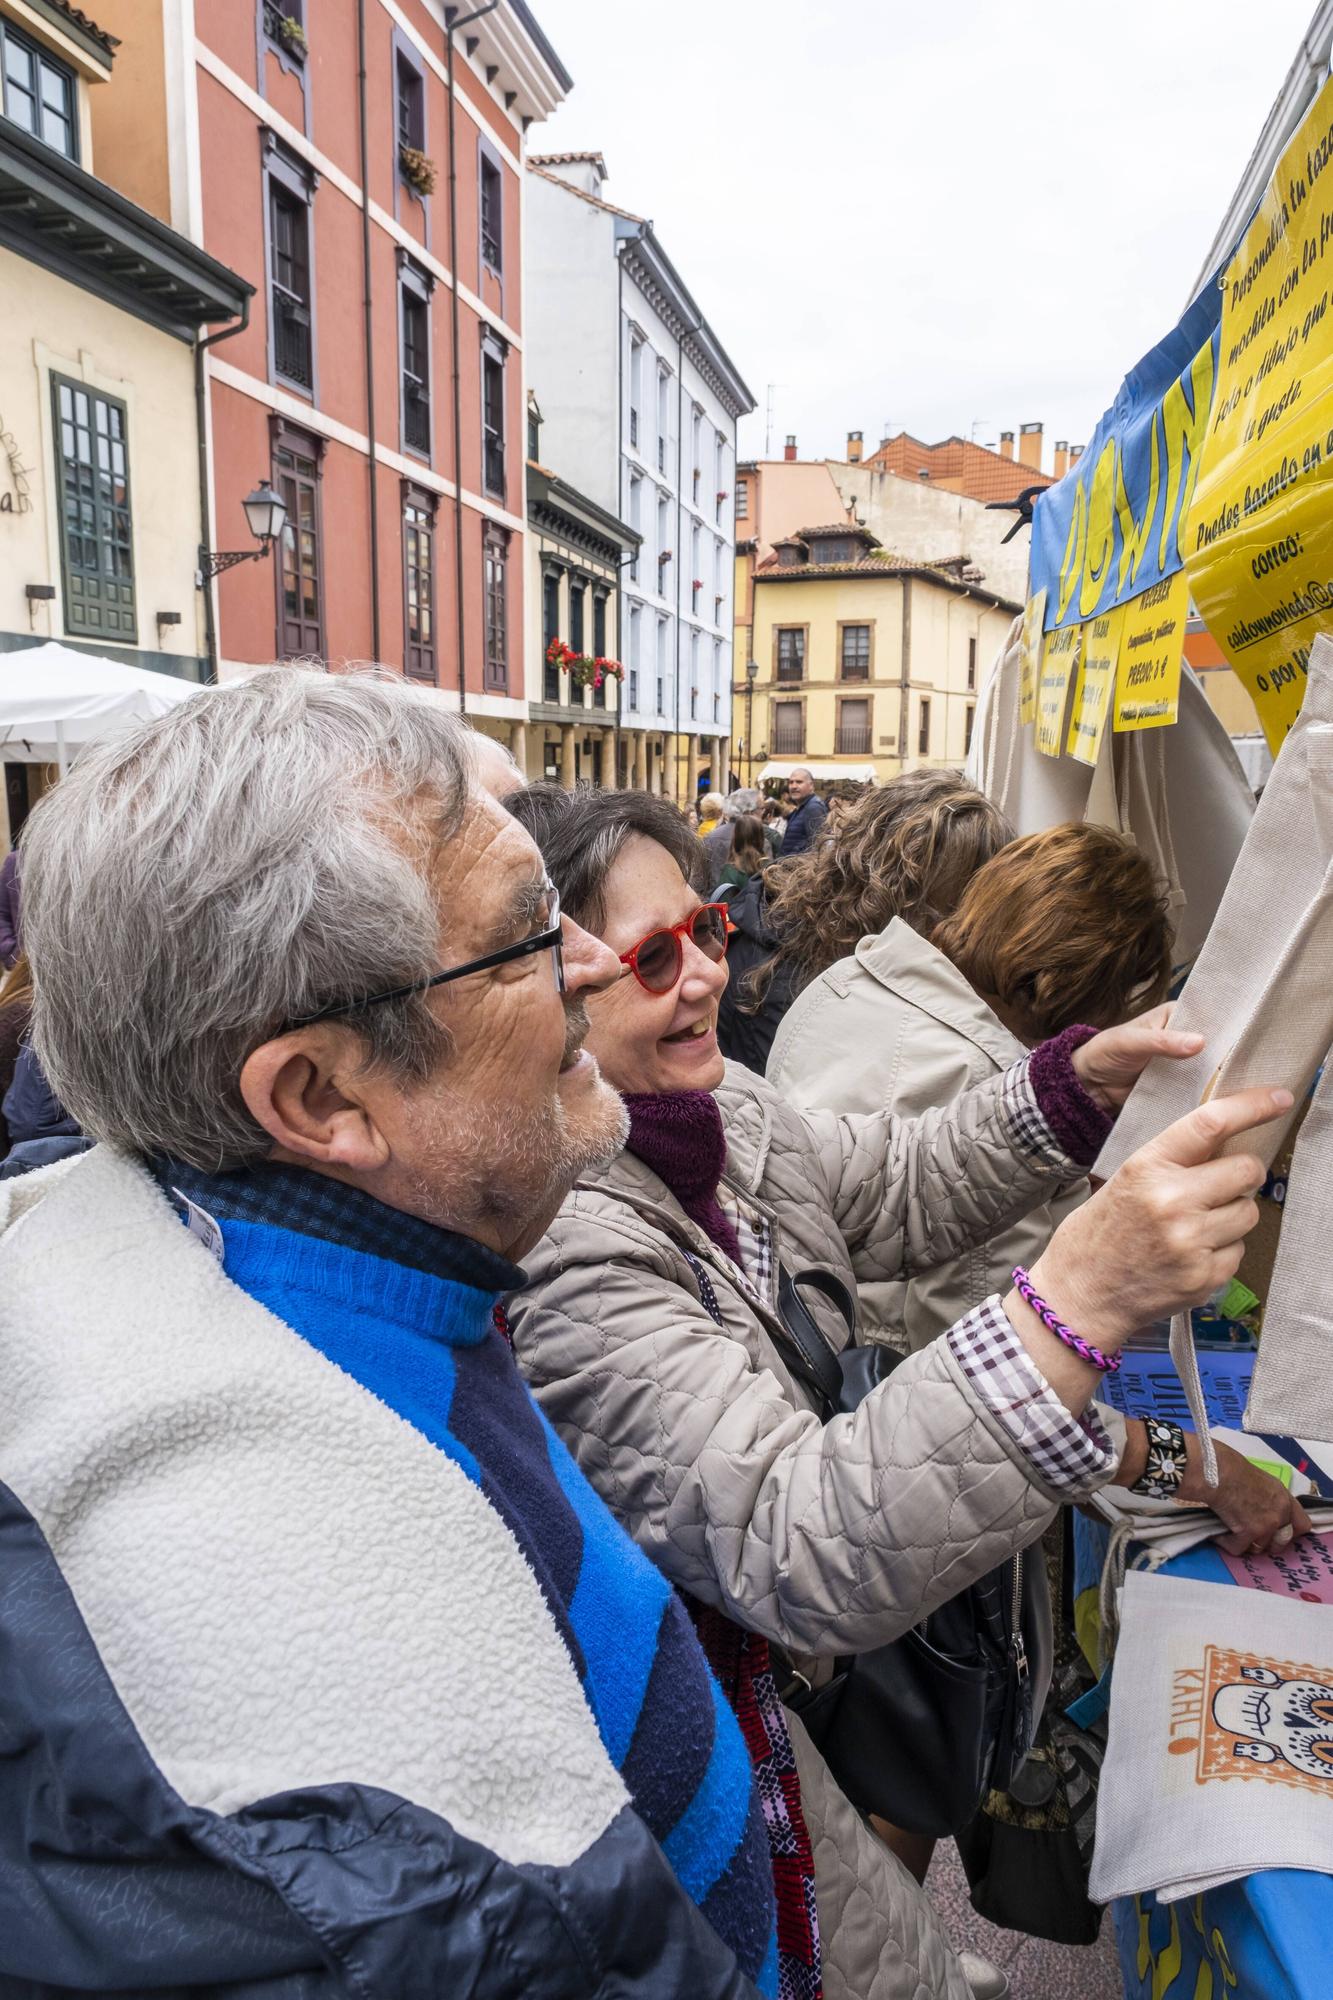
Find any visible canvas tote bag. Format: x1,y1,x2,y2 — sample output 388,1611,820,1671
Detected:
1096,632,1333,1467
1247,1059,1333,1439
1090,1569,1333,1904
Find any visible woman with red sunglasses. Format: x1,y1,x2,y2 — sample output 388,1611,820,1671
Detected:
501,783,1286,2000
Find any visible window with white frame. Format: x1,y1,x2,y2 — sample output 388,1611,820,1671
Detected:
628,332,643,451
629,603,641,710
656,491,670,592
656,613,668,714
656,365,670,474
628,471,642,582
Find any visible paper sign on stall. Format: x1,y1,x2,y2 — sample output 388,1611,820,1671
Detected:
1113,571,1188,731
1184,76,1333,754
1035,622,1079,755
1019,587,1046,726
1067,608,1122,764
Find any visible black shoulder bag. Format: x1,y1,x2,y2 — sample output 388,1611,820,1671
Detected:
764,1265,1040,1839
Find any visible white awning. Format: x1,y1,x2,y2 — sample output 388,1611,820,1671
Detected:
757,760,877,783
0,641,200,771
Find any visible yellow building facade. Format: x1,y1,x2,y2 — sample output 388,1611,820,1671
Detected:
738,522,1018,787
0,0,248,852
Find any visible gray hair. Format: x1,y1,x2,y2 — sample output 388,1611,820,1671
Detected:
724,788,761,818
507,783,701,929
22,667,472,1169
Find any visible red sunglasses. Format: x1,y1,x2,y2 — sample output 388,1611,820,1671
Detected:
619,902,735,994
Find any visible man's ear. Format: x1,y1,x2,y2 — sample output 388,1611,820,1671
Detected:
239,1031,392,1171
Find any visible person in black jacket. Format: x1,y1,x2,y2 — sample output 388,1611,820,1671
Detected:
0,1037,89,1177
715,869,796,1074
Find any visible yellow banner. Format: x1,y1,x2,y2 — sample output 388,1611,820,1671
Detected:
1184,76,1333,753
1067,608,1122,765
1114,572,1188,731
1019,587,1046,726
1036,623,1080,756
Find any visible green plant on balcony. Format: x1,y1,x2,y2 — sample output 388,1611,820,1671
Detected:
277,15,307,57
400,146,438,198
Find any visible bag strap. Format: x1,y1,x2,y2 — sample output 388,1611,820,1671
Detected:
775,1266,855,1414
680,1241,854,1418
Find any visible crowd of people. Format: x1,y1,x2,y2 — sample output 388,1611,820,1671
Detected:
0,684,1302,2000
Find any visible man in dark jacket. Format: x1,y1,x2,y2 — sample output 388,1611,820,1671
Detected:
0,672,771,2000
0,848,20,967
778,769,827,856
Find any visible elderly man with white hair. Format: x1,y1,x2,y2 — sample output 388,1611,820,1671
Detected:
0,669,774,1999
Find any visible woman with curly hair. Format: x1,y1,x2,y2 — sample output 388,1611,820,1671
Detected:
717,769,1012,1075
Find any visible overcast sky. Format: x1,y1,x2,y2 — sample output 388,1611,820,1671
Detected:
530,0,1316,468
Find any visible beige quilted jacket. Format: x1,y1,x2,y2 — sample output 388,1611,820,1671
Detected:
767,918,1089,1351
509,1061,1117,2000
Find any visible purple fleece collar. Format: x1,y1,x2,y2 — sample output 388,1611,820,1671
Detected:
623,1089,744,1268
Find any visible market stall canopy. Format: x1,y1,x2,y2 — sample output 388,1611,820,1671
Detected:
0,644,202,770
757,760,877,783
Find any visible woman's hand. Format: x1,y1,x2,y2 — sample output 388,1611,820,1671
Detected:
1118,1422,1313,1555
1190,1438,1314,1557
1007,1086,1291,1413
1072,1004,1204,1112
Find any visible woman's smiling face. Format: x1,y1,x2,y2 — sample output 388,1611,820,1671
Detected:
582,834,730,1098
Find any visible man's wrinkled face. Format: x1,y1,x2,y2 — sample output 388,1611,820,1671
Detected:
786,768,815,803
363,791,626,1250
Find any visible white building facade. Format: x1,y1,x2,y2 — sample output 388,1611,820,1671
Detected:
524,153,754,797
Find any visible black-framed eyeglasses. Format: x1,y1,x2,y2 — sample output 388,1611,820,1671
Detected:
285,882,565,1029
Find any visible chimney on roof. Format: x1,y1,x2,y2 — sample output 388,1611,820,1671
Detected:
1070,442,1084,463
999,430,1014,461
1018,421,1043,471
783,434,797,462
1053,439,1070,478
847,430,863,463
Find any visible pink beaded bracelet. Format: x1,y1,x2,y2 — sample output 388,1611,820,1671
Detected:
1011,1266,1122,1375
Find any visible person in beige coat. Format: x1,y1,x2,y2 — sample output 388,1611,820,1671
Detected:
768,823,1174,1353
504,786,1302,2000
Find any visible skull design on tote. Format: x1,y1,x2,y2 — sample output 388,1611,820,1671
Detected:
1172,1648,1333,1790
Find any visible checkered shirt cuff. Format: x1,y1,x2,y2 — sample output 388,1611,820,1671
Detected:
947,1295,1117,1495
1000,1054,1081,1174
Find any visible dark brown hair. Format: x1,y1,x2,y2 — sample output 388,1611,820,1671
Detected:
931,822,1174,1038
728,815,768,877
506,783,703,928
747,769,1013,1005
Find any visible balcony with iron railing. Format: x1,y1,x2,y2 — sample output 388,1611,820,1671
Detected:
771,721,805,756
835,722,873,754
273,284,312,389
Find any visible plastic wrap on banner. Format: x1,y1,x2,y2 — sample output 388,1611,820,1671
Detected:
1029,286,1220,634
1184,75,1333,755
1035,621,1079,754
1067,608,1122,764
1018,588,1045,724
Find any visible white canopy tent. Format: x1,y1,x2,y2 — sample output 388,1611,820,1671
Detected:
0,643,202,775
756,760,877,783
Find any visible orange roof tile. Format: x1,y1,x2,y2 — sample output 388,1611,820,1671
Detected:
866,431,1054,505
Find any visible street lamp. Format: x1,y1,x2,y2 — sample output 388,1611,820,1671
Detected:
739,660,759,787
197,480,288,584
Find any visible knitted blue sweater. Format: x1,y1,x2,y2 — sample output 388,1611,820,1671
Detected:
208,1207,777,1995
